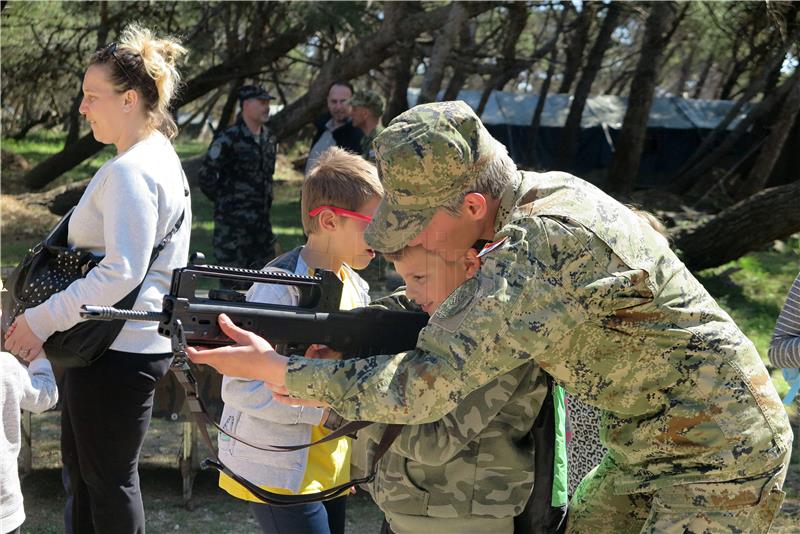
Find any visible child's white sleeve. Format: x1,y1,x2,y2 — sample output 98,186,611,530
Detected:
19,358,59,414
222,272,325,425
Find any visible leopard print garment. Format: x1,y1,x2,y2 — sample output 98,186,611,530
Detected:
566,395,607,496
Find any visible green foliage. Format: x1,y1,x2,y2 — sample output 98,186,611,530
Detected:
698,235,800,398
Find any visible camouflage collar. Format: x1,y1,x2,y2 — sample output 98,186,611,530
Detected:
236,117,269,142
493,170,525,235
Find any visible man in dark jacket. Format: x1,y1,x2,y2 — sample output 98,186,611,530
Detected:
304,81,363,175
198,85,278,281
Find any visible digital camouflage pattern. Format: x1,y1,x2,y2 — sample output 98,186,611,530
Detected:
198,117,278,270
568,455,787,533
364,101,498,253
286,101,793,530
356,290,547,521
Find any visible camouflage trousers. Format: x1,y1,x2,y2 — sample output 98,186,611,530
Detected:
213,218,277,270
567,454,788,534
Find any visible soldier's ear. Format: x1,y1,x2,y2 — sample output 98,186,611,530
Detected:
462,193,487,220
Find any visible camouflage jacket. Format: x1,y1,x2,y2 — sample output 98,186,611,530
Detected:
354,291,547,519
353,362,545,519
198,117,277,217
287,171,792,494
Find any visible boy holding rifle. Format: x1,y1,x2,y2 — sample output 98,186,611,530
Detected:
217,147,382,534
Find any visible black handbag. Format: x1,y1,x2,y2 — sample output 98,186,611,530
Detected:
1,206,185,367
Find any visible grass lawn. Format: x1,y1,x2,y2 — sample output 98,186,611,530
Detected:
3,132,800,531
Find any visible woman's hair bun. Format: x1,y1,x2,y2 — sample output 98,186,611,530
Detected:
117,23,187,139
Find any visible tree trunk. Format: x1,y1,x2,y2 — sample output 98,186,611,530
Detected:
63,90,84,147
671,44,696,97
383,44,415,124
443,19,477,101
691,48,715,99
557,2,595,95
417,2,469,105
672,33,798,193
607,3,675,195
17,178,92,216
475,2,530,117
527,43,558,168
215,78,245,134
677,69,800,198
671,179,800,271
730,77,800,199
556,2,624,170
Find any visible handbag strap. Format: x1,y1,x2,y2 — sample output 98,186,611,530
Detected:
171,358,404,505
152,207,186,259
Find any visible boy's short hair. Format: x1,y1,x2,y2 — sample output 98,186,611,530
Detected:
302,147,384,234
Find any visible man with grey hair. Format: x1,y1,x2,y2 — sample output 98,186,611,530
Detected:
189,101,792,533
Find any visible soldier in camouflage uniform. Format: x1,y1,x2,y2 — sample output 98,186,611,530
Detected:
350,90,384,162
188,101,792,533
198,85,278,276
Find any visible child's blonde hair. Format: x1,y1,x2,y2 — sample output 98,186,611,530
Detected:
302,147,383,234
628,206,669,240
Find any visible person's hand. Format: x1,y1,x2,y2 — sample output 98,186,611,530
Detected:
273,391,330,408
186,314,288,386
4,315,44,362
304,344,343,360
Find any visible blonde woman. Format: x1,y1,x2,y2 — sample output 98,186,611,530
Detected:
5,25,191,533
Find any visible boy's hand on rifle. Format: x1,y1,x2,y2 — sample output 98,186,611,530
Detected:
304,344,344,360
186,314,288,386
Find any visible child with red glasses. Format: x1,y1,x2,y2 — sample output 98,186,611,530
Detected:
216,147,383,534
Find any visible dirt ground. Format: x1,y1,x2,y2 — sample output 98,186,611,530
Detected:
17,411,800,533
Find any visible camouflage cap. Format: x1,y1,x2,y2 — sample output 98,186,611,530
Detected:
350,90,385,118
365,100,497,252
238,84,273,103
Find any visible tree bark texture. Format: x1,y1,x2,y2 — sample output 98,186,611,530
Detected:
672,179,800,271
442,20,477,101
383,44,415,124
607,2,675,195
215,78,246,134
731,77,800,199
678,69,799,197
672,31,798,193
556,2,624,170
417,2,469,105
475,2,531,116
557,1,595,95
527,43,559,168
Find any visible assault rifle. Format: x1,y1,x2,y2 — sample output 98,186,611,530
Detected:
80,263,429,363
78,262,427,506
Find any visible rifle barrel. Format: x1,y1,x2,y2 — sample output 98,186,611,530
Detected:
80,305,168,322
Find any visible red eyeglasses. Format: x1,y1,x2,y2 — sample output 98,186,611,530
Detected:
308,206,373,222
